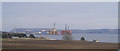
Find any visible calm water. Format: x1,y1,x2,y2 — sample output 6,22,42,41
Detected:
28,34,118,43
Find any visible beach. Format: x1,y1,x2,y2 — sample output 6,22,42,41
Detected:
2,38,118,49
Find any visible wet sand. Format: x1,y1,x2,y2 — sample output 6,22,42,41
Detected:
2,39,118,49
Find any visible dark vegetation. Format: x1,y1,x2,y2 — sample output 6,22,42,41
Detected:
29,34,35,38
2,33,27,38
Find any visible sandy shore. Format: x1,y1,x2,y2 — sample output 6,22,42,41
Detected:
2,39,118,49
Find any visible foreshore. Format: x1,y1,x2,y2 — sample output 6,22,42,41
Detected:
2,38,118,49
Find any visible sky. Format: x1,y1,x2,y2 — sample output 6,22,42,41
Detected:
1,0,119,2
0,2,2,31
2,2,118,31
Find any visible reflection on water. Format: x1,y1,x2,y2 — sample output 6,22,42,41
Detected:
28,34,118,43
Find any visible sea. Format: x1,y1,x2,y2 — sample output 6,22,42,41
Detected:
28,34,118,43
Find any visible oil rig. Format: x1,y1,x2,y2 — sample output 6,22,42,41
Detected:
61,24,72,40
61,24,72,35
49,22,58,35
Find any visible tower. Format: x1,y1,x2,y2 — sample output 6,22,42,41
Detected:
53,22,56,31
68,26,69,30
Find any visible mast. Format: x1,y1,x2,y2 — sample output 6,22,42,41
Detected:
65,24,67,31
68,26,69,30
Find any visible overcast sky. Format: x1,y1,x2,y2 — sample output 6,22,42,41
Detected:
2,2,118,31
2,0,119,2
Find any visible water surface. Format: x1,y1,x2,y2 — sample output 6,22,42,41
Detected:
28,34,118,43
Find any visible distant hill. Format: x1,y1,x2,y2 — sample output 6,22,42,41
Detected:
10,28,118,34
71,29,118,34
